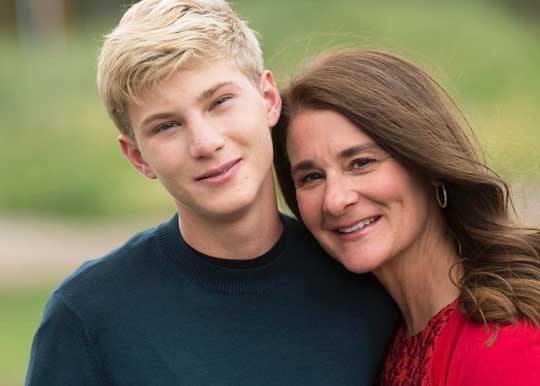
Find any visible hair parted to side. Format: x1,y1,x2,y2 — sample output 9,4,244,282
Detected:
273,48,540,327
97,0,264,137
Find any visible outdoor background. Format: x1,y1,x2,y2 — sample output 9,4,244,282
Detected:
1,0,539,385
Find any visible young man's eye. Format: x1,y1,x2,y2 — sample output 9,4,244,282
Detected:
210,95,233,109
154,121,179,133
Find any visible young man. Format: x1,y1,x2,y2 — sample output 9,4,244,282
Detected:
26,1,397,385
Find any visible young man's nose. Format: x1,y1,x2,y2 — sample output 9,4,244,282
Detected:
322,178,359,216
189,122,225,158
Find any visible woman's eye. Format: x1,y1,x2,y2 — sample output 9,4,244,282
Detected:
300,172,323,184
351,158,375,170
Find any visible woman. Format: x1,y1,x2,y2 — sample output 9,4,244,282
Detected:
272,49,540,385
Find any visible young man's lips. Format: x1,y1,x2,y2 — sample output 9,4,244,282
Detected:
195,158,242,181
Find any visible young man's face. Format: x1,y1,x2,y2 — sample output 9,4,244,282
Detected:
121,60,281,222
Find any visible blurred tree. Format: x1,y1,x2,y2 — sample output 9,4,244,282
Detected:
68,0,128,29
70,0,126,19
0,0,127,37
496,0,540,22
0,0,17,32
15,0,69,45
2,1,537,38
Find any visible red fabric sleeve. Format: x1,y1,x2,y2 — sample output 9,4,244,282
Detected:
432,310,540,386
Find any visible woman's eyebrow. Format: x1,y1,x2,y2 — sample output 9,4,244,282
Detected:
290,160,316,176
290,143,381,175
338,143,379,159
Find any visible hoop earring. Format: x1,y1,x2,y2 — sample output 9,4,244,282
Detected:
436,184,447,208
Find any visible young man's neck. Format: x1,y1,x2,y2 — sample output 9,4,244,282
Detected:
176,185,283,260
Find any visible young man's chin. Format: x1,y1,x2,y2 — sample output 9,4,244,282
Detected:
176,190,261,221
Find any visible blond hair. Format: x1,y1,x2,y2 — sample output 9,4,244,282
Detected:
97,0,263,137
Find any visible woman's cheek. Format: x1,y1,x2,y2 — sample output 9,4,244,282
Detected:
297,190,321,227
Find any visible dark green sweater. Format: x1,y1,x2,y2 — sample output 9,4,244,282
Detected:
26,214,397,386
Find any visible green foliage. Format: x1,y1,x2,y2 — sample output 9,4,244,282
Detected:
1,0,539,219
0,288,52,386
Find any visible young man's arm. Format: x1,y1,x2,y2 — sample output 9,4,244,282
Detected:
25,293,102,386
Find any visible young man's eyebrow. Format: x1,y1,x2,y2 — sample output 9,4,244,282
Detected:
141,112,175,128
197,81,235,103
140,82,236,128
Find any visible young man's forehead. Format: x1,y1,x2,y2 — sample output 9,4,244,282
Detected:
139,60,256,100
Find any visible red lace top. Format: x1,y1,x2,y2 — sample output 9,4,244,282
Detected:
381,301,540,386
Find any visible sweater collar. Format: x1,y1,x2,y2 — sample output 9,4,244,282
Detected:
156,213,294,294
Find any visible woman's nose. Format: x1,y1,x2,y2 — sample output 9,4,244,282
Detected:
322,178,359,216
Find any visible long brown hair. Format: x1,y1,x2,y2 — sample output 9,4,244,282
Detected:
273,49,540,325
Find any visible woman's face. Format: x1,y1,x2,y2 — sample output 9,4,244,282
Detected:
287,109,440,273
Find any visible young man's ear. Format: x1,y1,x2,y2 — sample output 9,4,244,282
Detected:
118,134,157,179
259,70,282,127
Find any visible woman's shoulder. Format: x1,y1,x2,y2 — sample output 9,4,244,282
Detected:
450,309,540,355
435,308,540,385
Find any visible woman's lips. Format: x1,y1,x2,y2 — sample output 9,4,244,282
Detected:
336,216,381,234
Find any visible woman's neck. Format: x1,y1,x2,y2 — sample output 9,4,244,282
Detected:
374,233,462,336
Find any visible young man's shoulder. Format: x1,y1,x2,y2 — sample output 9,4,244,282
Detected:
281,214,396,314
53,215,306,304
52,218,167,311
280,214,338,263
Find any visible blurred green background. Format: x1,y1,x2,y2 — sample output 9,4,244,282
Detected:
1,0,539,385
